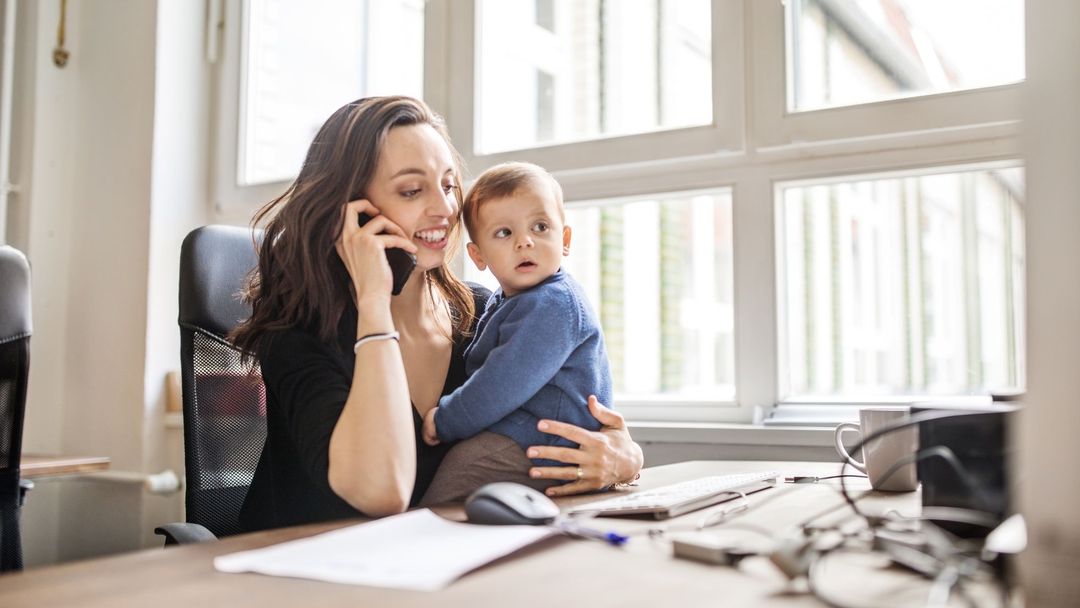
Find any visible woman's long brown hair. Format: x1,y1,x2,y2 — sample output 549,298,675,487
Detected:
230,96,475,358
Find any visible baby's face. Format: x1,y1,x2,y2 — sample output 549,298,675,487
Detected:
466,184,570,297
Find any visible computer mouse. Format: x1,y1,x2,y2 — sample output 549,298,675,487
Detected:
464,482,561,525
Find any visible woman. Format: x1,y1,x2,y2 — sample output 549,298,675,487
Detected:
231,96,642,531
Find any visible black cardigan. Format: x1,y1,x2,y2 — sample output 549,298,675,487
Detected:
239,284,490,532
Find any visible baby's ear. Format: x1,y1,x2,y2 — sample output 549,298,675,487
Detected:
466,242,487,271
562,225,572,256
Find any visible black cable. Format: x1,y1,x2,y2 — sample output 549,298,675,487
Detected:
795,409,1013,607
816,474,867,481
786,474,868,483
875,446,998,514
839,447,1001,538
836,409,997,523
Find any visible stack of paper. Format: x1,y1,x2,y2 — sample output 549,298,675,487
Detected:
214,509,557,591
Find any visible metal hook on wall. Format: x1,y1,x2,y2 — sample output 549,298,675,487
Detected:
52,0,69,67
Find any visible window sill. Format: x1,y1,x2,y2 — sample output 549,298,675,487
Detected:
161,412,836,448
628,421,836,448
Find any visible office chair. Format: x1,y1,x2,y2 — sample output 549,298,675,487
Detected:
155,226,265,545
0,246,32,571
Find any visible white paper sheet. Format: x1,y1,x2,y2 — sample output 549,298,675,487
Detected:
213,509,557,591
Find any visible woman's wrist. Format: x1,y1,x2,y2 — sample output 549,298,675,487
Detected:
355,296,395,338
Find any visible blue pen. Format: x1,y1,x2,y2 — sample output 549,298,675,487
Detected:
555,519,629,546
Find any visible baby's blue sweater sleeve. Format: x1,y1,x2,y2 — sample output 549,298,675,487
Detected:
435,288,580,442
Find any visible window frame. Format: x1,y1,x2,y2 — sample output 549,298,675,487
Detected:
210,0,1024,424
210,0,288,218
561,185,742,421
750,0,1024,148
772,159,1027,404
436,0,746,176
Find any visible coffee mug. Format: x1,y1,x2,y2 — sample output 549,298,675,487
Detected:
833,406,919,492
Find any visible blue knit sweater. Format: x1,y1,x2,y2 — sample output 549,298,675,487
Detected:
434,270,613,464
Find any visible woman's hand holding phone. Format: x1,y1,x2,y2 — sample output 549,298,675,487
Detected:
357,213,417,296
337,200,418,307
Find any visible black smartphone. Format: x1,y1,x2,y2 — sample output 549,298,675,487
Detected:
358,213,417,295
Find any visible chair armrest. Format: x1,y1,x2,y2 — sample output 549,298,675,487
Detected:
154,522,218,546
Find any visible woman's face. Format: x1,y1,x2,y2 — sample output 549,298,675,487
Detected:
366,124,459,272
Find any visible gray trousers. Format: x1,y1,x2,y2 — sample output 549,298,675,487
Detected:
420,431,561,506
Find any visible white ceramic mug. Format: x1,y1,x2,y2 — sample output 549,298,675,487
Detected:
833,406,919,492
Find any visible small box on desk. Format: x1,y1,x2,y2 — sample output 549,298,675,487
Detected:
911,401,1019,538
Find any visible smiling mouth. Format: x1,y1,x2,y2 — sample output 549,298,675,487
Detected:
414,228,447,243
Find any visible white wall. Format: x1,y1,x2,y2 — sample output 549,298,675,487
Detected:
140,0,214,548
12,0,209,565
1018,0,1080,604
20,0,157,563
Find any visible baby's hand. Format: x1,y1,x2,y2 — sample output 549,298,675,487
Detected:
422,407,441,446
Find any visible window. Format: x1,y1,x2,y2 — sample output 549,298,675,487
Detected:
475,0,712,153
778,166,1025,400
215,0,424,206
750,0,1023,147
787,0,1024,112
215,0,1025,423
464,190,735,406
240,0,424,185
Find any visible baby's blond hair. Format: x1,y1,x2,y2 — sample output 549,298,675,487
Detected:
462,162,564,238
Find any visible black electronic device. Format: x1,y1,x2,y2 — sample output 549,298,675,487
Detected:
357,212,416,295
912,402,1019,538
464,483,560,526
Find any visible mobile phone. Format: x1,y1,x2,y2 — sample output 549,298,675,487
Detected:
358,213,417,295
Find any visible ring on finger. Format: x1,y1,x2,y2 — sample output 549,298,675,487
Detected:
576,466,584,480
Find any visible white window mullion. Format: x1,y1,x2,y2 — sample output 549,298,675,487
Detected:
712,0,744,147
731,171,779,421
442,0,477,171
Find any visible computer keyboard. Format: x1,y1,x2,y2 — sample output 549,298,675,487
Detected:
568,471,779,519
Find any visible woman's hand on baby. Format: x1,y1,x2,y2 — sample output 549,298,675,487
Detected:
336,199,418,304
422,407,441,446
526,396,644,497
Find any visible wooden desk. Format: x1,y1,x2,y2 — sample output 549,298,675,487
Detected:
19,454,111,480
0,461,995,607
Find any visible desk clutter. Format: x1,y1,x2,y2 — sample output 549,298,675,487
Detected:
213,456,1020,604
214,509,557,591
1,461,1024,606
653,404,1022,606
209,401,1024,604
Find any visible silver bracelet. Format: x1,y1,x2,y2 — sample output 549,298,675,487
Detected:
353,331,400,353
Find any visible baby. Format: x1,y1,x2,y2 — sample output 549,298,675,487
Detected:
420,161,613,504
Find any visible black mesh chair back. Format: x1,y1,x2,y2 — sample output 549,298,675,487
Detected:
179,226,265,538
0,246,31,571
